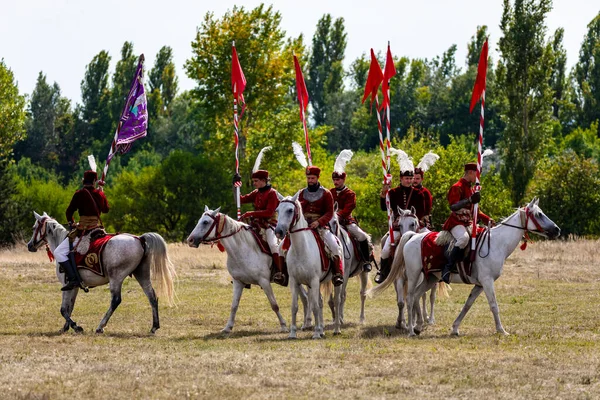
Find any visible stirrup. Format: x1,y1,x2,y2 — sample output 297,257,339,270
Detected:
362,262,372,272
441,270,451,284
332,273,344,287
273,272,288,287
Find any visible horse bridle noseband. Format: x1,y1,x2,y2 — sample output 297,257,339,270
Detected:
498,207,545,234
32,217,50,248
199,212,243,244
279,199,311,234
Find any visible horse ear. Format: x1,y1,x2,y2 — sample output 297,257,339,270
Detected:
276,191,284,201
213,207,221,215
42,211,48,217
33,211,41,220
204,205,209,213
527,198,536,208
534,197,540,206
291,190,300,203
411,206,417,215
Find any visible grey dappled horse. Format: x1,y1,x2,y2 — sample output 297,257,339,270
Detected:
27,212,176,334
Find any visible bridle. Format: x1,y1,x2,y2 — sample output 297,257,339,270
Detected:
198,212,244,244
31,216,56,262
279,199,311,234
497,206,546,250
397,211,419,234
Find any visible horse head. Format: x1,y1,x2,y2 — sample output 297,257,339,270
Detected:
187,206,221,248
522,197,561,239
397,206,420,235
27,211,65,252
275,191,301,239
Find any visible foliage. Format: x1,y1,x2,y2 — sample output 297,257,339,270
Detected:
528,150,600,236
0,60,26,159
80,50,112,147
148,46,178,120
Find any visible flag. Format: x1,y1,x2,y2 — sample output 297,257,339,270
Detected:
362,49,383,107
293,54,309,114
110,55,148,160
380,44,396,111
469,39,488,113
232,43,247,115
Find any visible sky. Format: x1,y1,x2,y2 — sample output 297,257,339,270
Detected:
1,0,598,104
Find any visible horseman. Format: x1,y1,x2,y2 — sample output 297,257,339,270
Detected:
440,162,494,283
413,151,440,230
55,169,109,291
376,149,426,284
299,165,344,287
234,147,286,286
330,150,373,272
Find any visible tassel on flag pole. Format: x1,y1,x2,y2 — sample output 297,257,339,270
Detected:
380,42,396,175
99,54,148,190
362,49,395,247
232,41,247,220
293,54,312,166
469,38,488,260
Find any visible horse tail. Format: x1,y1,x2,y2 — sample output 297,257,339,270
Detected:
437,282,451,298
141,233,177,307
320,280,333,301
367,231,417,298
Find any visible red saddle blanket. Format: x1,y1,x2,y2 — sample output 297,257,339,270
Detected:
421,228,486,282
282,230,330,272
74,235,115,277
246,227,271,256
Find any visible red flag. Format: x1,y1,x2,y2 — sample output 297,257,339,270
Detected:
362,49,383,107
231,44,246,95
294,54,309,113
469,39,488,113
380,44,396,111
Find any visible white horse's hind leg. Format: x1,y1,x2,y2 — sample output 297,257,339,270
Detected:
481,279,509,335
60,289,82,333
258,280,288,333
421,292,428,323
289,278,299,339
96,279,124,334
338,280,347,325
132,263,160,333
394,278,407,332
222,279,245,334
299,285,312,330
327,294,335,321
309,280,323,339
358,271,368,324
333,285,342,335
451,285,484,336
428,283,437,325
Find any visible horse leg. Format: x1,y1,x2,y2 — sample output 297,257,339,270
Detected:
333,285,342,335
428,283,438,325
222,279,245,334
339,280,347,325
132,264,160,334
451,285,484,336
421,292,428,323
309,280,322,339
327,293,335,322
96,280,124,334
413,281,433,335
299,285,312,330
481,279,509,335
358,271,368,324
60,289,83,333
394,278,407,332
289,278,299,339
259,280,288,333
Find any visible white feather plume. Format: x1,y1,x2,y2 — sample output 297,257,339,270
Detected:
389,147,414,173
87,155,97,172
416,151,440,172
482,149,494,159
292,142,308,169
333,150,354,174
252,146,272,173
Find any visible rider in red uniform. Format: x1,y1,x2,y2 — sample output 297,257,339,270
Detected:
413,168,433,230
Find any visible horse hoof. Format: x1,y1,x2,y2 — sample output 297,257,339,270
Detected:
301,325,313,331
450,331,460,337
95,328,104,334
428,319,435,325
280,326,290,333
333,330,341,336
74,326,84,334
288,334,297,340
221,328,232,334
359,318,366,325
150,327,158,334
498,330,510,336
312,334,323,340
414,329,421,336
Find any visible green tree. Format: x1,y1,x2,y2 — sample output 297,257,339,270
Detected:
0,59,26,160
110,42,138,131
573,12,600,136
148,46,179,119
307,14,347,126
497,0,554,206
81,50,112,146
549,28,567,120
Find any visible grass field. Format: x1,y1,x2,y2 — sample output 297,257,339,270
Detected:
1,240,599,399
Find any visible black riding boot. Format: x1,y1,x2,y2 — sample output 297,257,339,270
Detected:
332,256,344,287
375,257,391,284
358,240,372,272
59,259,84,291
441,246,463,284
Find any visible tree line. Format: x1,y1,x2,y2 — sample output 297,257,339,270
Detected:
1,1,600,245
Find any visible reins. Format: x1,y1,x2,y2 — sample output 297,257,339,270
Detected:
494,207,545,251
200,212,244,244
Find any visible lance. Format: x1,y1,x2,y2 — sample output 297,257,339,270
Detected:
293,54,312,166
99,54,147,191
469,39,488,260
231,41,247,220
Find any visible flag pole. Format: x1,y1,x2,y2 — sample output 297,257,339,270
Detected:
384,41,392,175
301,94,312,166
376,95,395,247
231,41,244,220
293,54,312,166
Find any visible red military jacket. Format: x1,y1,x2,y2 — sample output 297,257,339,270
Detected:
240,185,279,228
299,185,334,227
442,178,491,231
381,185,426,220
330,186,357,225
66,186,110,223
414,184,433,216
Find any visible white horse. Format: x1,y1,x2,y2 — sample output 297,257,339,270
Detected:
327,211,371,325
275,193,342,339
378,198,560,336
27,212,176,334
187,206,298,334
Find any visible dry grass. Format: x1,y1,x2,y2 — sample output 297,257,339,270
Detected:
1,240,600,399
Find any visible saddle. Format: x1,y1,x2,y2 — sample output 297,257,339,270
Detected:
421,227,487,283
339,225,362,261
282,230,331,272
245,226,272,256
73,231,116,277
